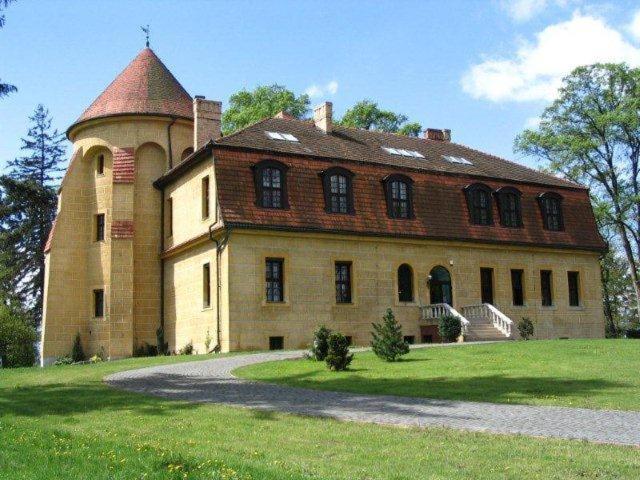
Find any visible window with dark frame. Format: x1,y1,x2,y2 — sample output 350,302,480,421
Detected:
496,187,522,227
93,289,104,317
269,336,284,350
166,198,173,237
480,267,494,304
538,192,564,231
540,270,553,307
97,154,105,175
464,184,493,225
335,261,352,303
511,269,525,306
202,176,210,219
383,174,413,219
568,271,580,307
404,335,415,345
398,264,413,302
266,258,284,302
203,263,211,308
95,213,105,242
253,160,288,209
320,167,354,214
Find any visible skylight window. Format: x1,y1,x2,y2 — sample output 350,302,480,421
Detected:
266,131,299,142
382,147,425,158
442,155,473,165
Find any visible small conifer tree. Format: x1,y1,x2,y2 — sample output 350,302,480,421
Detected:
325,332,353,371
371,308,410,361
311,324,331,361
71,332,85,363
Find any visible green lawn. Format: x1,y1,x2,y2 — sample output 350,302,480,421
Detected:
237,339,640,411
1,347,639,480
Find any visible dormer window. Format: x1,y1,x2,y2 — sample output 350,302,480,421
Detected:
320,167,354,214
495,187,523,228
383,174,414,219
266,131,298,142
538,192,563,231
464,183,493,225
252,160,289,209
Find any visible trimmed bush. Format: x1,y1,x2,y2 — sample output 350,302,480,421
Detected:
179,341,194,355
311,325,331,361
325,332,353,371
54,356,73,365
438,315,462,343
133,342,158,357
71,332,86,363
0,306,36,368
371,308,410,362
518,317,535,340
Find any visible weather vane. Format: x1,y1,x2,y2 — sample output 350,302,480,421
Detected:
141,25,150,48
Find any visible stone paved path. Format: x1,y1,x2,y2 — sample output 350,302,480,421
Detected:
105,348,640,447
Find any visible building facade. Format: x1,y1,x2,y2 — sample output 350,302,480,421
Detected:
40,48,606,364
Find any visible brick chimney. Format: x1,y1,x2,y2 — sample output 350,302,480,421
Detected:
424,128,451,142
313,102,333,134
193,96,222,149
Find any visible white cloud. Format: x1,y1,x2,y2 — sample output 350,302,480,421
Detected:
305,80,339,98
628,10,640,42
501,0,573,22
462,12,640,103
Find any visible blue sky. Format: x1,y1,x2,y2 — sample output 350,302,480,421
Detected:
2,0,640,171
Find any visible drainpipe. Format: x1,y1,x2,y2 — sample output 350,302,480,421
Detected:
166,117,177,169
209,225,230,353
159,185,166,353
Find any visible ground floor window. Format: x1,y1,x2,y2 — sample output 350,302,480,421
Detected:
568,271,580,306
203,263,211,308
540,270,553,306
404,335,415,345
335,261,352,303
269,336,284,350
266,258,284,302
93,289,104,318
511,269,524,306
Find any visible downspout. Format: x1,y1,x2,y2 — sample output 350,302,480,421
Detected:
166,117,177,169
158,185,167,354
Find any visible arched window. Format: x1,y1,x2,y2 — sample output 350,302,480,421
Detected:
538,192,563,231
398,264,413,302
495,187,522,227
320,167,354,214
383,174,414,219
464,183,493,225
181,147,194,160
252,160,289,209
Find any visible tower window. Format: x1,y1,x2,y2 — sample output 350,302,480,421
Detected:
95,213,105,241
202,176,210,220
93,289,104,318
96,154,105,175
203,263,211,309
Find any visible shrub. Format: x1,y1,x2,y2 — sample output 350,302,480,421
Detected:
156,326,169,356
311,325,331,361
54,355,73,365
205,329,213,353
325,332,353,371
625,326,640,339
518,317,535,340
0,306,36,368
179,341,194,355
438,315,462,343
133,342,158,357
371,308,410,362
71,332,86,363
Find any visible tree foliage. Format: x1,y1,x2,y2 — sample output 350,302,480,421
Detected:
0,304,36,368
0,0,17,99
325,332,353,371
371,308,409,361
310,324,331,361
338,100,422,136
515,63,640,321
438,315,462,342
0,104,65,324
222,84,310,135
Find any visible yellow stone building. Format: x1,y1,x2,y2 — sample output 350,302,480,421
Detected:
40,48,606,364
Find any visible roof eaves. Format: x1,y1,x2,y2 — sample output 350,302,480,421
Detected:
153,141,214,189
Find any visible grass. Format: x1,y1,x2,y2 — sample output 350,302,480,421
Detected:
237,339,640,411
0,346,638,479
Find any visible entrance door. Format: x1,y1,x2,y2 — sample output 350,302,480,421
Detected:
480,267,494,304
429,266,453,306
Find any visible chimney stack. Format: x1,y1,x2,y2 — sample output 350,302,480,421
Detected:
193,96,222,149
424,128,451,142
313,102,333,134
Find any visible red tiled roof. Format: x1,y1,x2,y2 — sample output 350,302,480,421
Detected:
69,48,192,134
213,148,606,251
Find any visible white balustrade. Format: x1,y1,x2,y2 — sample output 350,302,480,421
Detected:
420,303,470,334
460,303,513,337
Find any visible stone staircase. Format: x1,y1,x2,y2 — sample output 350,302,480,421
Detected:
463,314,511,341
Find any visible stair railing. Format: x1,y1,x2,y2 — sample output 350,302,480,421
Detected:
460,304,513,337
420,303,470,334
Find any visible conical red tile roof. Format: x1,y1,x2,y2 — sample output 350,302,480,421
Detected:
69,48,192,134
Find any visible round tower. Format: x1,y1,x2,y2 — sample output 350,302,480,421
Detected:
41,48,194,363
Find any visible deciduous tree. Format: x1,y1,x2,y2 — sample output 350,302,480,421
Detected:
339,100,422,136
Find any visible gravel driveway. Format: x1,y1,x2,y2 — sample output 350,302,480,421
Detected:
105,348,640,447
